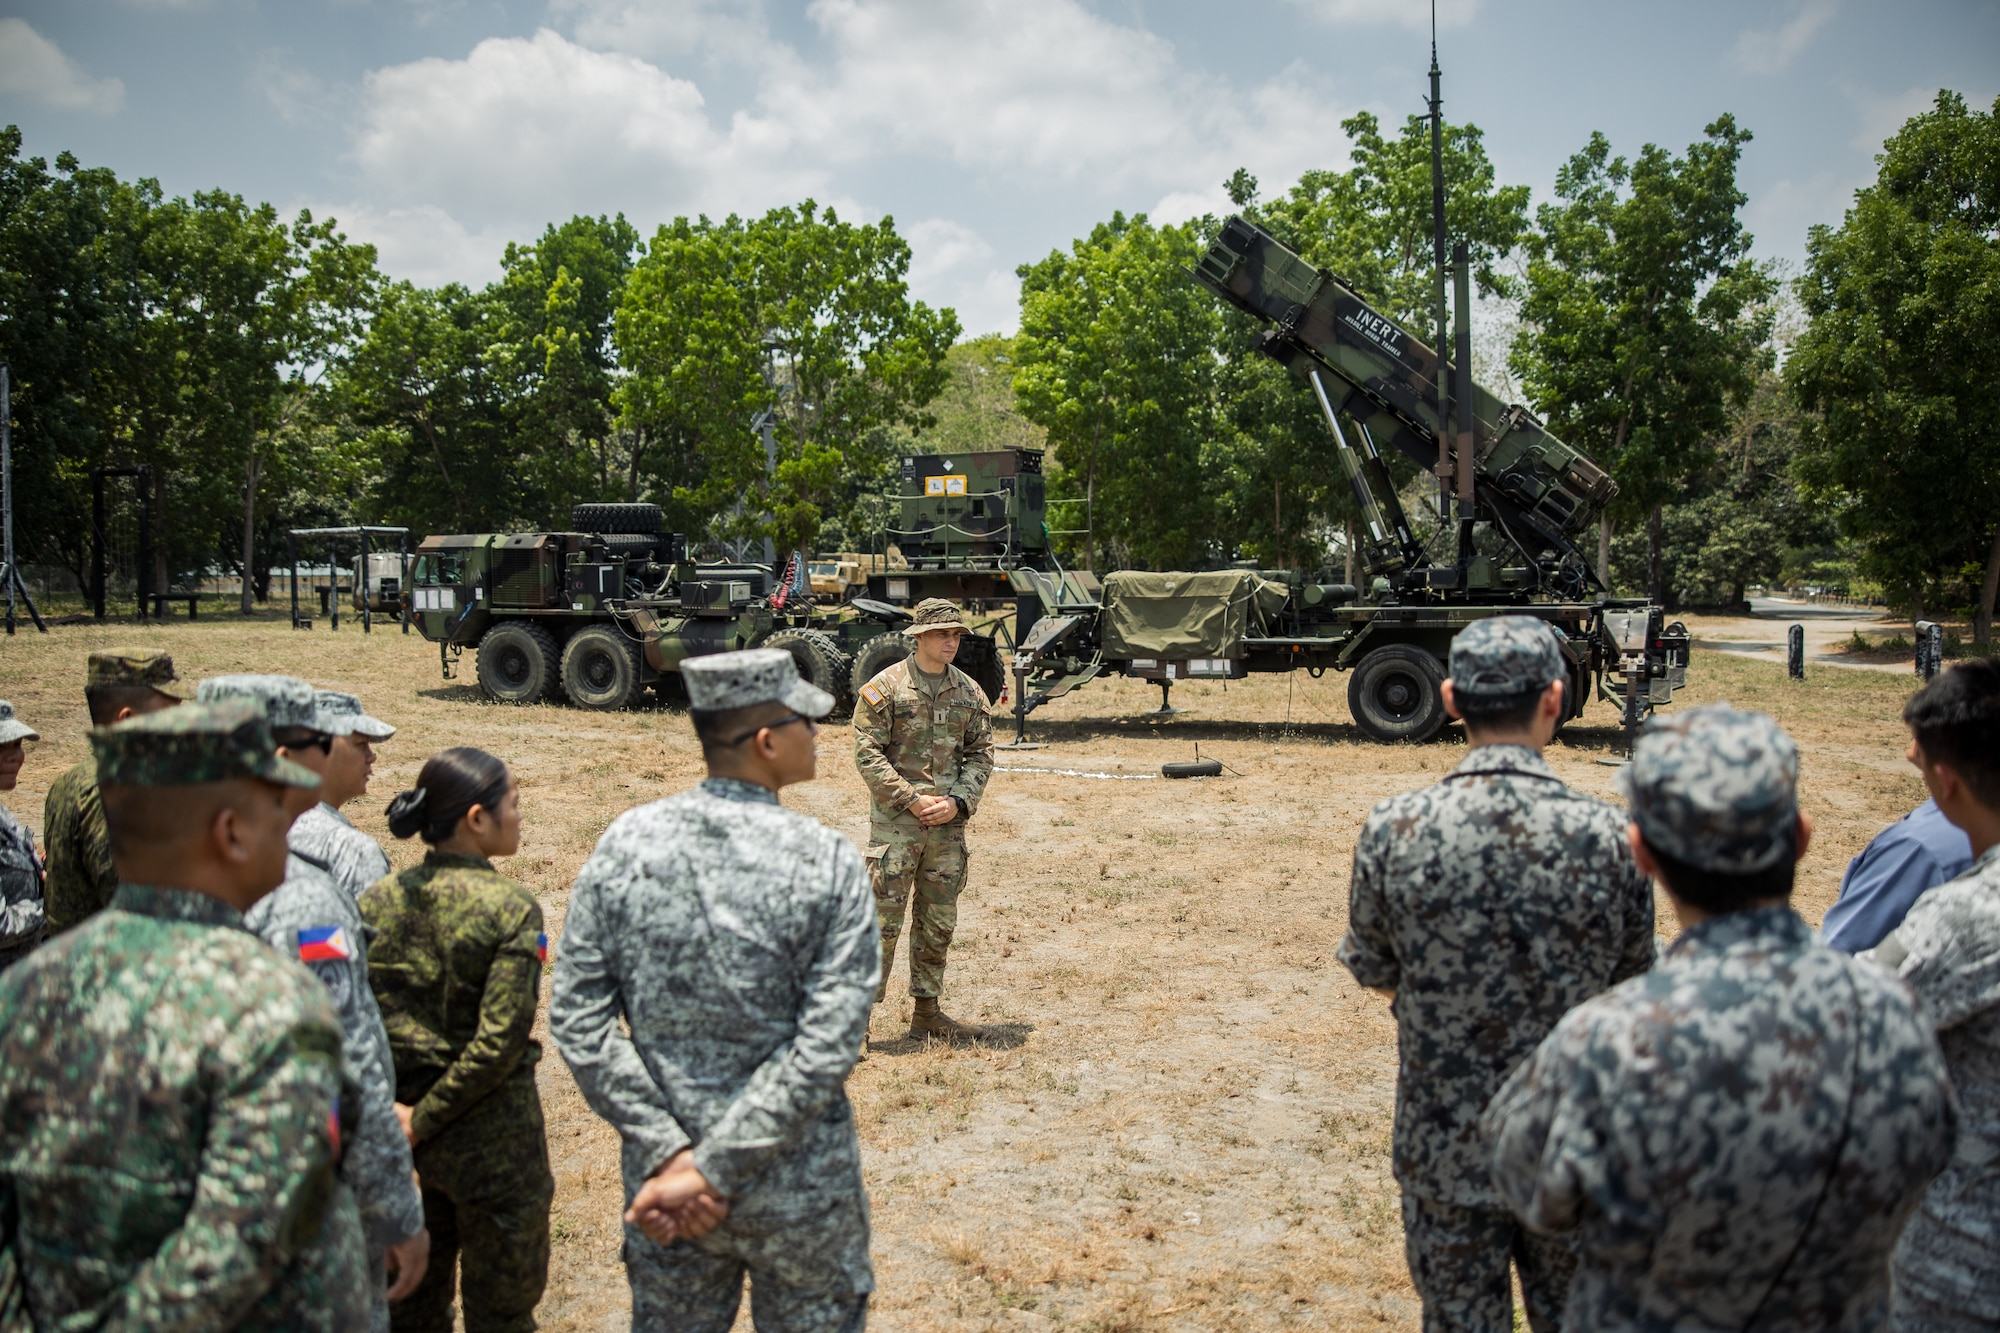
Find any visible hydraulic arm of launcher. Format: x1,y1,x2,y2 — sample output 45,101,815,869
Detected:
1194,217,1618,597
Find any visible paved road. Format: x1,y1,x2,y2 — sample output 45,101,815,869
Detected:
1697,598,1914,676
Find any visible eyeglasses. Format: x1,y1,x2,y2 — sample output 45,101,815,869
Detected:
720,711,816,747
275,731,334,755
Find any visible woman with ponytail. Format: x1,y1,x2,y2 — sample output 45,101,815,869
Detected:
360,748,553,1332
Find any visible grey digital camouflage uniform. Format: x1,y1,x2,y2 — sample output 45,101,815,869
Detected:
246,852,424,1333
1338,741,1655,1333
551,776,880,1332
1867,843,2000,1331
0,803,44,972
1483,705,1958,1332
292,802,393,905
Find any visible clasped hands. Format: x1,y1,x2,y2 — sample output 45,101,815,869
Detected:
909,793,958,827
625,1149,730,1245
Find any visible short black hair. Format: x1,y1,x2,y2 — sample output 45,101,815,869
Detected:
84,684,174,727
1455,678,1559,734
690,701,790,763
1642,829,1798,914
1905,659,2000,807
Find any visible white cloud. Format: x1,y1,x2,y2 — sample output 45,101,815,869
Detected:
904,218,1019,336
0,18,125,113
314,202,508,289
1284,0,1481,31
551,0,775,66
1729,0,1837,75
1846,83,1948,154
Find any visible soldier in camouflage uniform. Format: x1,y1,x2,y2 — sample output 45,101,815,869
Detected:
1337,616,1656,1333
0,700,368,1330
291,691,396,904
1484,704,1958,1331
199,676,430,1333
0,701,46,971
553,648,877,1333
43,648,185,933
1860,660,2000,1332
852,598,994,1041
362,746,551,1333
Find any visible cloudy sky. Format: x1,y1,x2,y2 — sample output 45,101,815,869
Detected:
2,0,1994,337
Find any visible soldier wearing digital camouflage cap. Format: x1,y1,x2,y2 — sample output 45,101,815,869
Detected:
1484,704,1957,1332
42,647,185,933
852,597,994,1041
0,700,369,1330
1336,615,1656,1333
290,690,397,905
198,675,429,1332
0,700,47,970
552,647,879,1332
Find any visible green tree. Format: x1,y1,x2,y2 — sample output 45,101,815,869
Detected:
920,336,1047,455
1511,116,1775,600
1788,92,2000,642
1014,213,1218,571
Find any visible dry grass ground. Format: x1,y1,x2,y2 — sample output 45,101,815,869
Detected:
0,611,1934,1331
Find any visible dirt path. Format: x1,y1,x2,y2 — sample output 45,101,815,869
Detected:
0,618,1931,1331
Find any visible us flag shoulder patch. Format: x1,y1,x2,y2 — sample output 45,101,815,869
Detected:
860,683,884,708
297,926,349,962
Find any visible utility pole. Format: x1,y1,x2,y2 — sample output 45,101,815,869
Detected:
1,365,47,634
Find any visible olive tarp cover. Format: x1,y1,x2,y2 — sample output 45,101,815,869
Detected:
1100,570,1290,660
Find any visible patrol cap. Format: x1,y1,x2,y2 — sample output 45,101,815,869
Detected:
1621,703,1799,874
92,699,321,789
196,674,322,733
0,701,38,745
86,647,188,697
683,648,835,718
316,689,395,740
903,597,970,636
1449,615,1566,697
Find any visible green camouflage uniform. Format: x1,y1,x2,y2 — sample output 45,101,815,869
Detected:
43,649,187,934
361,851,552,1333
0,701,369,1331
852,646,994,1001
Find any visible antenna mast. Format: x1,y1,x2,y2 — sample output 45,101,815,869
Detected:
1428,4,1452,522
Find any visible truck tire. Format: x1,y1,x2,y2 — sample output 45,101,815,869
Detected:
476,621,558,704
851,632,910,699
1347,644,1448,743
955,631,1006,705
764,628,853,713
571,503,663,535
561,625,643,710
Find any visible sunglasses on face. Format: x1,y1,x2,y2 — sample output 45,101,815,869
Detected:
721,711,817,747
275,731,334,755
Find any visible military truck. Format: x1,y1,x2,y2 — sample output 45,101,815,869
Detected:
1001,219,1691,743
405,503,1009,712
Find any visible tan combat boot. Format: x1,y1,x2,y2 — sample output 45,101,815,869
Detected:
909,996,978,1042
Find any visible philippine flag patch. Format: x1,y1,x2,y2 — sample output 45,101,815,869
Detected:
537,932,549,964
328,1096,342,1158
298,926,350,962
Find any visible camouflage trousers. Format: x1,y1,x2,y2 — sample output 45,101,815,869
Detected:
867,821,967,1001
1401,1194,1576,1333
393,1080,553,1333
627,1238,870,1333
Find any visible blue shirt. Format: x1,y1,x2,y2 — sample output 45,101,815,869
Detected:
1820,798,1974,952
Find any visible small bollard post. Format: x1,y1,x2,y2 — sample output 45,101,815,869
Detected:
1787,624,1805,680
1915,620,1939,681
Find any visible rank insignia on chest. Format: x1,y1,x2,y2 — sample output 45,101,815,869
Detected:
297,925,350,962
860,683,883,708
537,932,549,964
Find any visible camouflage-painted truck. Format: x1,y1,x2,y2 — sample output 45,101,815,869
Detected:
406,503,1007,712
1002,219,1691,743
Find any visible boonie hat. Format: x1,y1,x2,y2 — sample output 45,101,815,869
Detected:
683,648,835,718
86,647,188,697
1621,703,1799,874
0,701,38,745
903,597,970,636
1449,616,1566,697
316,690,395,740
92,699,321,789
197,675,322,732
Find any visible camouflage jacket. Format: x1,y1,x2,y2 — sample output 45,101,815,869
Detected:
359,852,545,1145
852,658,994,832
1337,743,1656,1207
551,778,879,1295
245,855,423,1255
41,756,115,934
1485,907,1957,1332
0,883,369,1331
1867,842,2000,1314
291,803,392,907
0,803,43,970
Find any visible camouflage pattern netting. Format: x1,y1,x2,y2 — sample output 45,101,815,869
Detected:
1621,703,1799,873
1866,843,2000,1325
1485,906,1958,1329
551,776,880,1319
1447,615,1567,697
85,646,188,694
0,883,368,1329
683,647,836,716
91,699,320,789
